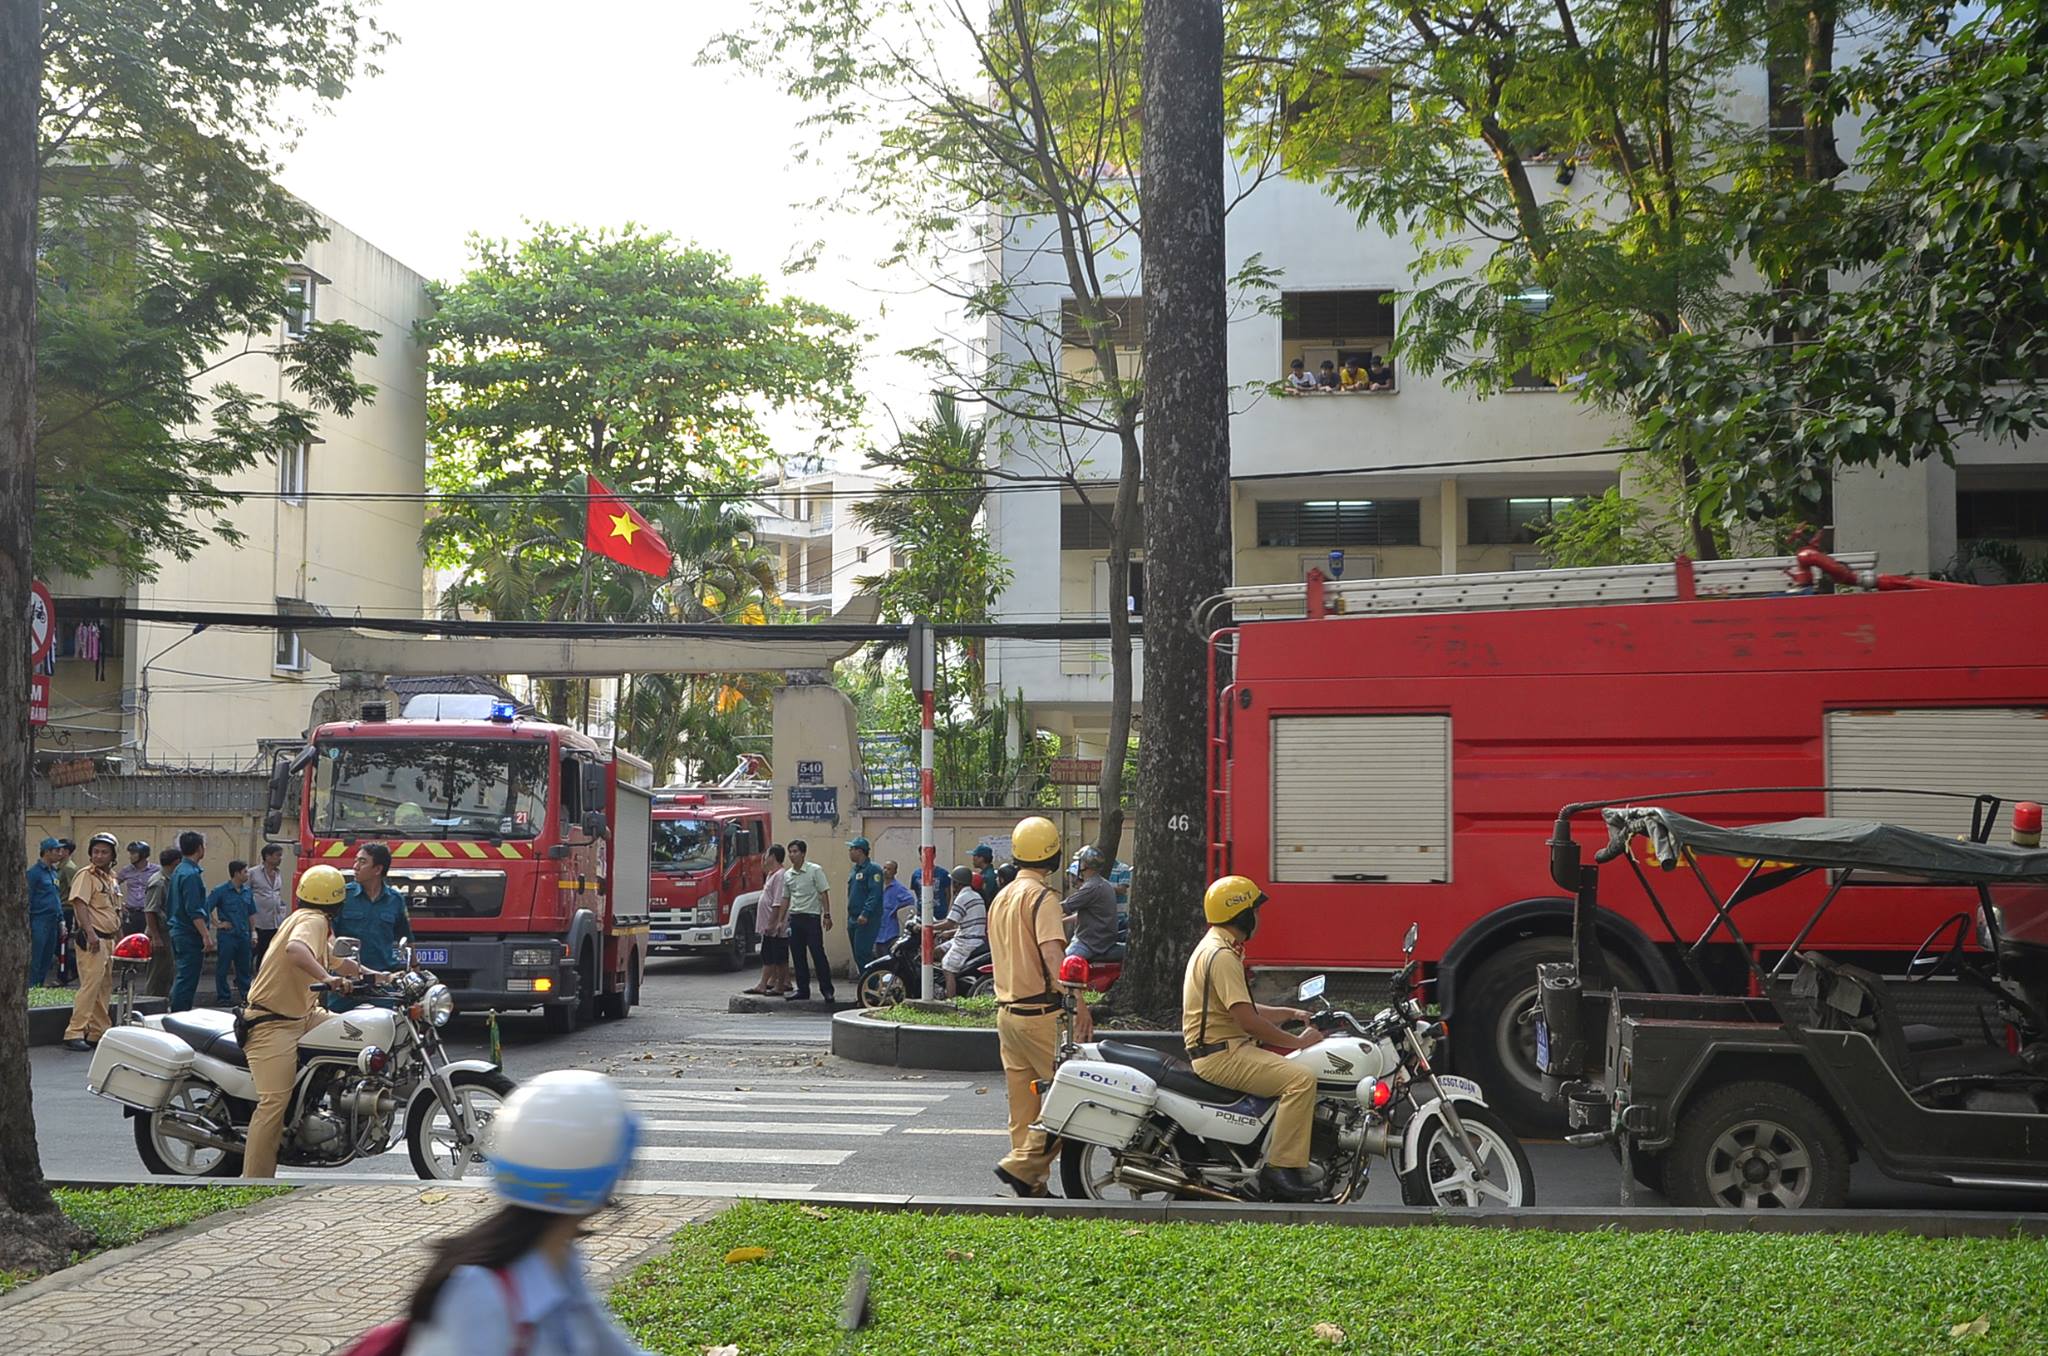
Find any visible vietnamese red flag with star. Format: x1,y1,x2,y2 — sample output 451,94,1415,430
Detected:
583,473,674,577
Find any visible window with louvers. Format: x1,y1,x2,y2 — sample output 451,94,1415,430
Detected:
1271,715,1450,883
1061,502,1146,550
1280,290,1396,340
1060,296,1145,349
1255,499,1420,547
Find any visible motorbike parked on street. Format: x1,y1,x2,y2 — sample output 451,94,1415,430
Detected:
86,942,513,1180
857,919,994,1007
1036,925,1534,1207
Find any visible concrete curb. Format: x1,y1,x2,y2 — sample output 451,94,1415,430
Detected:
28,999,168,1047
831,1008,1183,1071
728,993,857,1016
29,1179,2048,1239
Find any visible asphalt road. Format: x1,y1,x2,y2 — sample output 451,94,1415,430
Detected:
31,953,2048,1212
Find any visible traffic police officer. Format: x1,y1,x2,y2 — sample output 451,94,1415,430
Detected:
1183,876,1324,1200
844,836,886,965
987,815,1090,1196
62,833,124,1049
241,864,367,1177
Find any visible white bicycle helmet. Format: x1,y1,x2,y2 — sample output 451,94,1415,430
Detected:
487,1070,640,1214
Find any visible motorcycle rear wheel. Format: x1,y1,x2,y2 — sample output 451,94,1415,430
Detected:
1058,1139,1184,1202
134,1082,244,1178
1396,1102,1535,1208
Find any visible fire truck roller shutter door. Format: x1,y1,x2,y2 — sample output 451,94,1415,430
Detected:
1271,714,1451,884
1824,708,2048,834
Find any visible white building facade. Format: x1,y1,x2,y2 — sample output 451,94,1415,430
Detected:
41,208,432,768
752,468,895,618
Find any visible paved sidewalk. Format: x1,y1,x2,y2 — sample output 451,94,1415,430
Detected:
0,1183,725,1356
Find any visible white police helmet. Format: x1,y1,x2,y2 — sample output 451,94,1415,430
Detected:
486,1070,640,1215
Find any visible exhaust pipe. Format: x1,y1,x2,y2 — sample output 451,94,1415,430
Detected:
1113,1162,1242,1203
153,1112,243,1154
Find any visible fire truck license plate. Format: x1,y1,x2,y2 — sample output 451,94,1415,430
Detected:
413,947,450,965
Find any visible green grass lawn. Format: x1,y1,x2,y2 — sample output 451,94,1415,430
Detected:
868,993,1113,1028
28,986,75,1008
612,1201,2048,1355
0,1185,289,1295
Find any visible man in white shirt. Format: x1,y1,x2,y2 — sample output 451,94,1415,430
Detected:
742,845,792,997
249,844,287,963
933,862,988,999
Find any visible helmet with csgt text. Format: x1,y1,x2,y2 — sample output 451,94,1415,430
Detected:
296,864,348,908
1011,816,1061,866
488,1070,640,1215
1204,875,1269,927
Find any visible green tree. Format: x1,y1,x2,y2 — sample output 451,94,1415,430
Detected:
32,0,388,579
1232,1,2048,556
422,225,861,767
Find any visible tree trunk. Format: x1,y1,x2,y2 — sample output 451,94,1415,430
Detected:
0,0,85,1275
1090,421,1142,863
1125,0,1231,1022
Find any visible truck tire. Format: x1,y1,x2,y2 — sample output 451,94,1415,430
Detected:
543,995,579,1035
1454,936,1644,1137
574,944,599,1026
1662,1080,1851,1210
719,910,755,973
597,946,637,1020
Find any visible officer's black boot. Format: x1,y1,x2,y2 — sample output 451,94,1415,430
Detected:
1259,1165,1322,1202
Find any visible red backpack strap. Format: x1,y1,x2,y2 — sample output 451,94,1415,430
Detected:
494,1267,534,1356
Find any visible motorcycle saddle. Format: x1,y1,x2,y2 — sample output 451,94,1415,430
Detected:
161,1011,250,1069
1097,1040,1273,1112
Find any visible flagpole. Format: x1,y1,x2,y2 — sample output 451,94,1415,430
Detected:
580,513,594,734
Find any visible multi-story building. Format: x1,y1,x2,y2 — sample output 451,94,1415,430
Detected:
751,467,895,618
983,71,2047,757
39,208,431,768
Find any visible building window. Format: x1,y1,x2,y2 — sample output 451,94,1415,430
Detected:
1957,489,2048,540
1467,496,1583,545
857,545,870,564
1059,296,1144,384
1504,291,1560,390
1091,558,1146,619
274,628,305,672
1255,499,1421,548
1280,290,1397,391
279,441,310,504
1060,501,1146,551
284,273,316,338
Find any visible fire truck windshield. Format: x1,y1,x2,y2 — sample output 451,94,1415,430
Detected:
310,739,551,839
652,818,718,873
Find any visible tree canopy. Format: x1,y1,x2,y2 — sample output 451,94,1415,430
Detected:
33,0,389,579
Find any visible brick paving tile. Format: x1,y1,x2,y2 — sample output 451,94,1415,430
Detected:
0,1185,723,1356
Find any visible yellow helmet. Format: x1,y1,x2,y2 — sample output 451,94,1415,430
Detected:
1011,815,1061,864
1204,875,1268,926
296,863,348,908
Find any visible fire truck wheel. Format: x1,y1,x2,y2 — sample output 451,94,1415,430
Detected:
719,911,756,973
543,996,579,1035
574,945,599,1026
597,947,638,1020
1457,936,1644,1137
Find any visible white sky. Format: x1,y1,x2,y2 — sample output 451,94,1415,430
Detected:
274,0,954,463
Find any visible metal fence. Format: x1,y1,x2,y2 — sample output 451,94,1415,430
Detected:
29,771,271,814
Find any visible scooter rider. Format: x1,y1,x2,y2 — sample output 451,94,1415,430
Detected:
1184,875,1324,1202
240,864,371,1178
987,814,1092,1197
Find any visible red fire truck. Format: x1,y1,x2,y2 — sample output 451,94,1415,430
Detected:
1207,553,2048,1132
647,793,773,969
267,698,653,1034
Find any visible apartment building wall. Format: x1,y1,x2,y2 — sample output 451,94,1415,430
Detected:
42,207,431,767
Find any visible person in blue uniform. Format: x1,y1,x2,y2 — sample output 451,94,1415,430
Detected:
844,836,886,964
207,859,257,1004
337,842,413,972
166,831,214,1012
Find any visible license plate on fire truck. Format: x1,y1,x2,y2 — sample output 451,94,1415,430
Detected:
412,947,449,965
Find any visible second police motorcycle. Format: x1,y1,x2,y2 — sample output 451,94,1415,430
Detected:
1035,923,1534,1206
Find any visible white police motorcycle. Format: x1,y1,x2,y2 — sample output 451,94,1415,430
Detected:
86,942,513,1179
1036,925,1534,1206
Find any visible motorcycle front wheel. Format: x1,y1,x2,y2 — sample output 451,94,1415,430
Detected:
857,968,907,1009
408,1068,517,1180
1397,1102,1535,1208
134,1082,244,1178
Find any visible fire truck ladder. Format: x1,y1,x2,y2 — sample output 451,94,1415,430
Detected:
1218,551,1883,621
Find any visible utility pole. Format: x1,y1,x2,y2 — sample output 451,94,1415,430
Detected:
908,618,937,999
1125,0,1232,1018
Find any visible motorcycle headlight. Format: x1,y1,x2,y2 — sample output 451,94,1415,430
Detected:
423,983,456,1028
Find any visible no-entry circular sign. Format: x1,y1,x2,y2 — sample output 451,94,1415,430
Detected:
29,579,54,666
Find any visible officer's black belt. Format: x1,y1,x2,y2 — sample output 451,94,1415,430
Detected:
1187,1040,1232,1059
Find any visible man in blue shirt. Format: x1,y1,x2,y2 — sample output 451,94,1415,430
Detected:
167,831,214,1012
911,862,953,922
844,836,886,964
338,842,413,974
874,859,918,953
207,859,257,1005
26,837,65,986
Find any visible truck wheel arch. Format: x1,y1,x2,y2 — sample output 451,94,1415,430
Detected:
1437,897,1680,1020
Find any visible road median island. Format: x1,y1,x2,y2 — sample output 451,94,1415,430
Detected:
610,1199,2048,1354
832,1003,1182,1072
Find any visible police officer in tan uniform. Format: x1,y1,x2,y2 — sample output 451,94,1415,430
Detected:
61,833,125,1050
986,815,1091,1197
1183,875,1324,1201
240,864,369,1177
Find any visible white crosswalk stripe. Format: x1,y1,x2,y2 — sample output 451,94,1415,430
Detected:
640,1145,853,1166
638,1120,890,1136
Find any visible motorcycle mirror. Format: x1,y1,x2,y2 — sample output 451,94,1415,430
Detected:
1296,974,1327,1003
332,937,362,963
1401,923,1419,957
